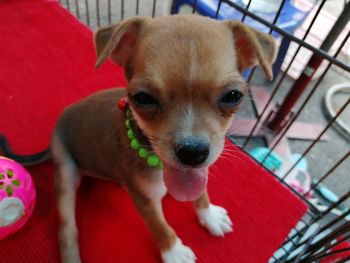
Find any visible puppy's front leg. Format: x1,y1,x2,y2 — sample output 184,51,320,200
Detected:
128,175,196,263
194,189,233,237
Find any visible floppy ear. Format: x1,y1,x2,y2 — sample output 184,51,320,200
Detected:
224,21,276,80
94,16,148,68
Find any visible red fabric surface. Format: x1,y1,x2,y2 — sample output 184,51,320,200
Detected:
0,0,126,154
0,1,307,262
320,238,350,263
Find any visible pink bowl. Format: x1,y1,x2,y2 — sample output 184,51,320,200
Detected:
0,157,36,239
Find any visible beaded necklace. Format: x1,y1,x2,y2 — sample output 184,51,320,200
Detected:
118,98,163,169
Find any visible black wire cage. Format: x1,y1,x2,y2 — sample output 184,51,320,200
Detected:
59,0,350,262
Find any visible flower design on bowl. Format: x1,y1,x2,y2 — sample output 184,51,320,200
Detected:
0,157,36,239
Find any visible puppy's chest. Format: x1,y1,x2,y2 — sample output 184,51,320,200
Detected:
137,170,167,201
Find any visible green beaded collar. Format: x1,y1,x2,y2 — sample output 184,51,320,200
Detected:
124,109,163,169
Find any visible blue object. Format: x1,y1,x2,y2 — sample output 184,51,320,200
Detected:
249,147,282,172
172,0,309,34
318,184,340,203
290,153,308,171
171,0,315,80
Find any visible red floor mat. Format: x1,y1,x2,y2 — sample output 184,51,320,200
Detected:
0,1,307,262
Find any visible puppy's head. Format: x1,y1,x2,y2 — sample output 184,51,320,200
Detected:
95,15,276,200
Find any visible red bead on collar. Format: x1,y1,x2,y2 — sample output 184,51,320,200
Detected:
118,97,129,111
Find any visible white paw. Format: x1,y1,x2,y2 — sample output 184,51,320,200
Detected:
161,238,196,263
196,204,233,237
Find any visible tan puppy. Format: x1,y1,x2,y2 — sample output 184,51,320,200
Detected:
29,15,275,263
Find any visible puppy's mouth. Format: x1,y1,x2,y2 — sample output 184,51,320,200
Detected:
163,164,208,202
126,111,208,201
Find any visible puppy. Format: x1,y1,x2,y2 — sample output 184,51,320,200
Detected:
4,15,276,263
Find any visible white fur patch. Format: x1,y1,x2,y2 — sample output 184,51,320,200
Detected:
161,238,196,263
182,104,194,131
139,170,167,202
196,204,233,236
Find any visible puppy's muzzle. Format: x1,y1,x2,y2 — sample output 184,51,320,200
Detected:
175,137,210,166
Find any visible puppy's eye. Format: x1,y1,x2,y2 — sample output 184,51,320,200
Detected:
130,92,159,107
219,90,243,107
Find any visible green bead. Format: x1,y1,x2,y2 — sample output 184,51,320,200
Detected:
138,148,149,159
131,139,141,150
124,110,162,169
127,129,135,140
147,155,160,167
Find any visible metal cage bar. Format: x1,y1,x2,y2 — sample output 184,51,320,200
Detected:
242,0,328,149
136,0,139,15
260,29,350,173
215,0,223,19
191,0,198,14
75,0,80,19
241,0,252,22
107,0,111,24
304,150,350,197
96,0,100,26
152,0,157,17
121,0,124,20
84,0,90,26
221,0,350,72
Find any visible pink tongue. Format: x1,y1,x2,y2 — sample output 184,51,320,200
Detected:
163,165,208,202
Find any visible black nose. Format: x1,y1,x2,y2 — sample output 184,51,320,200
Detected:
175,138,210,166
